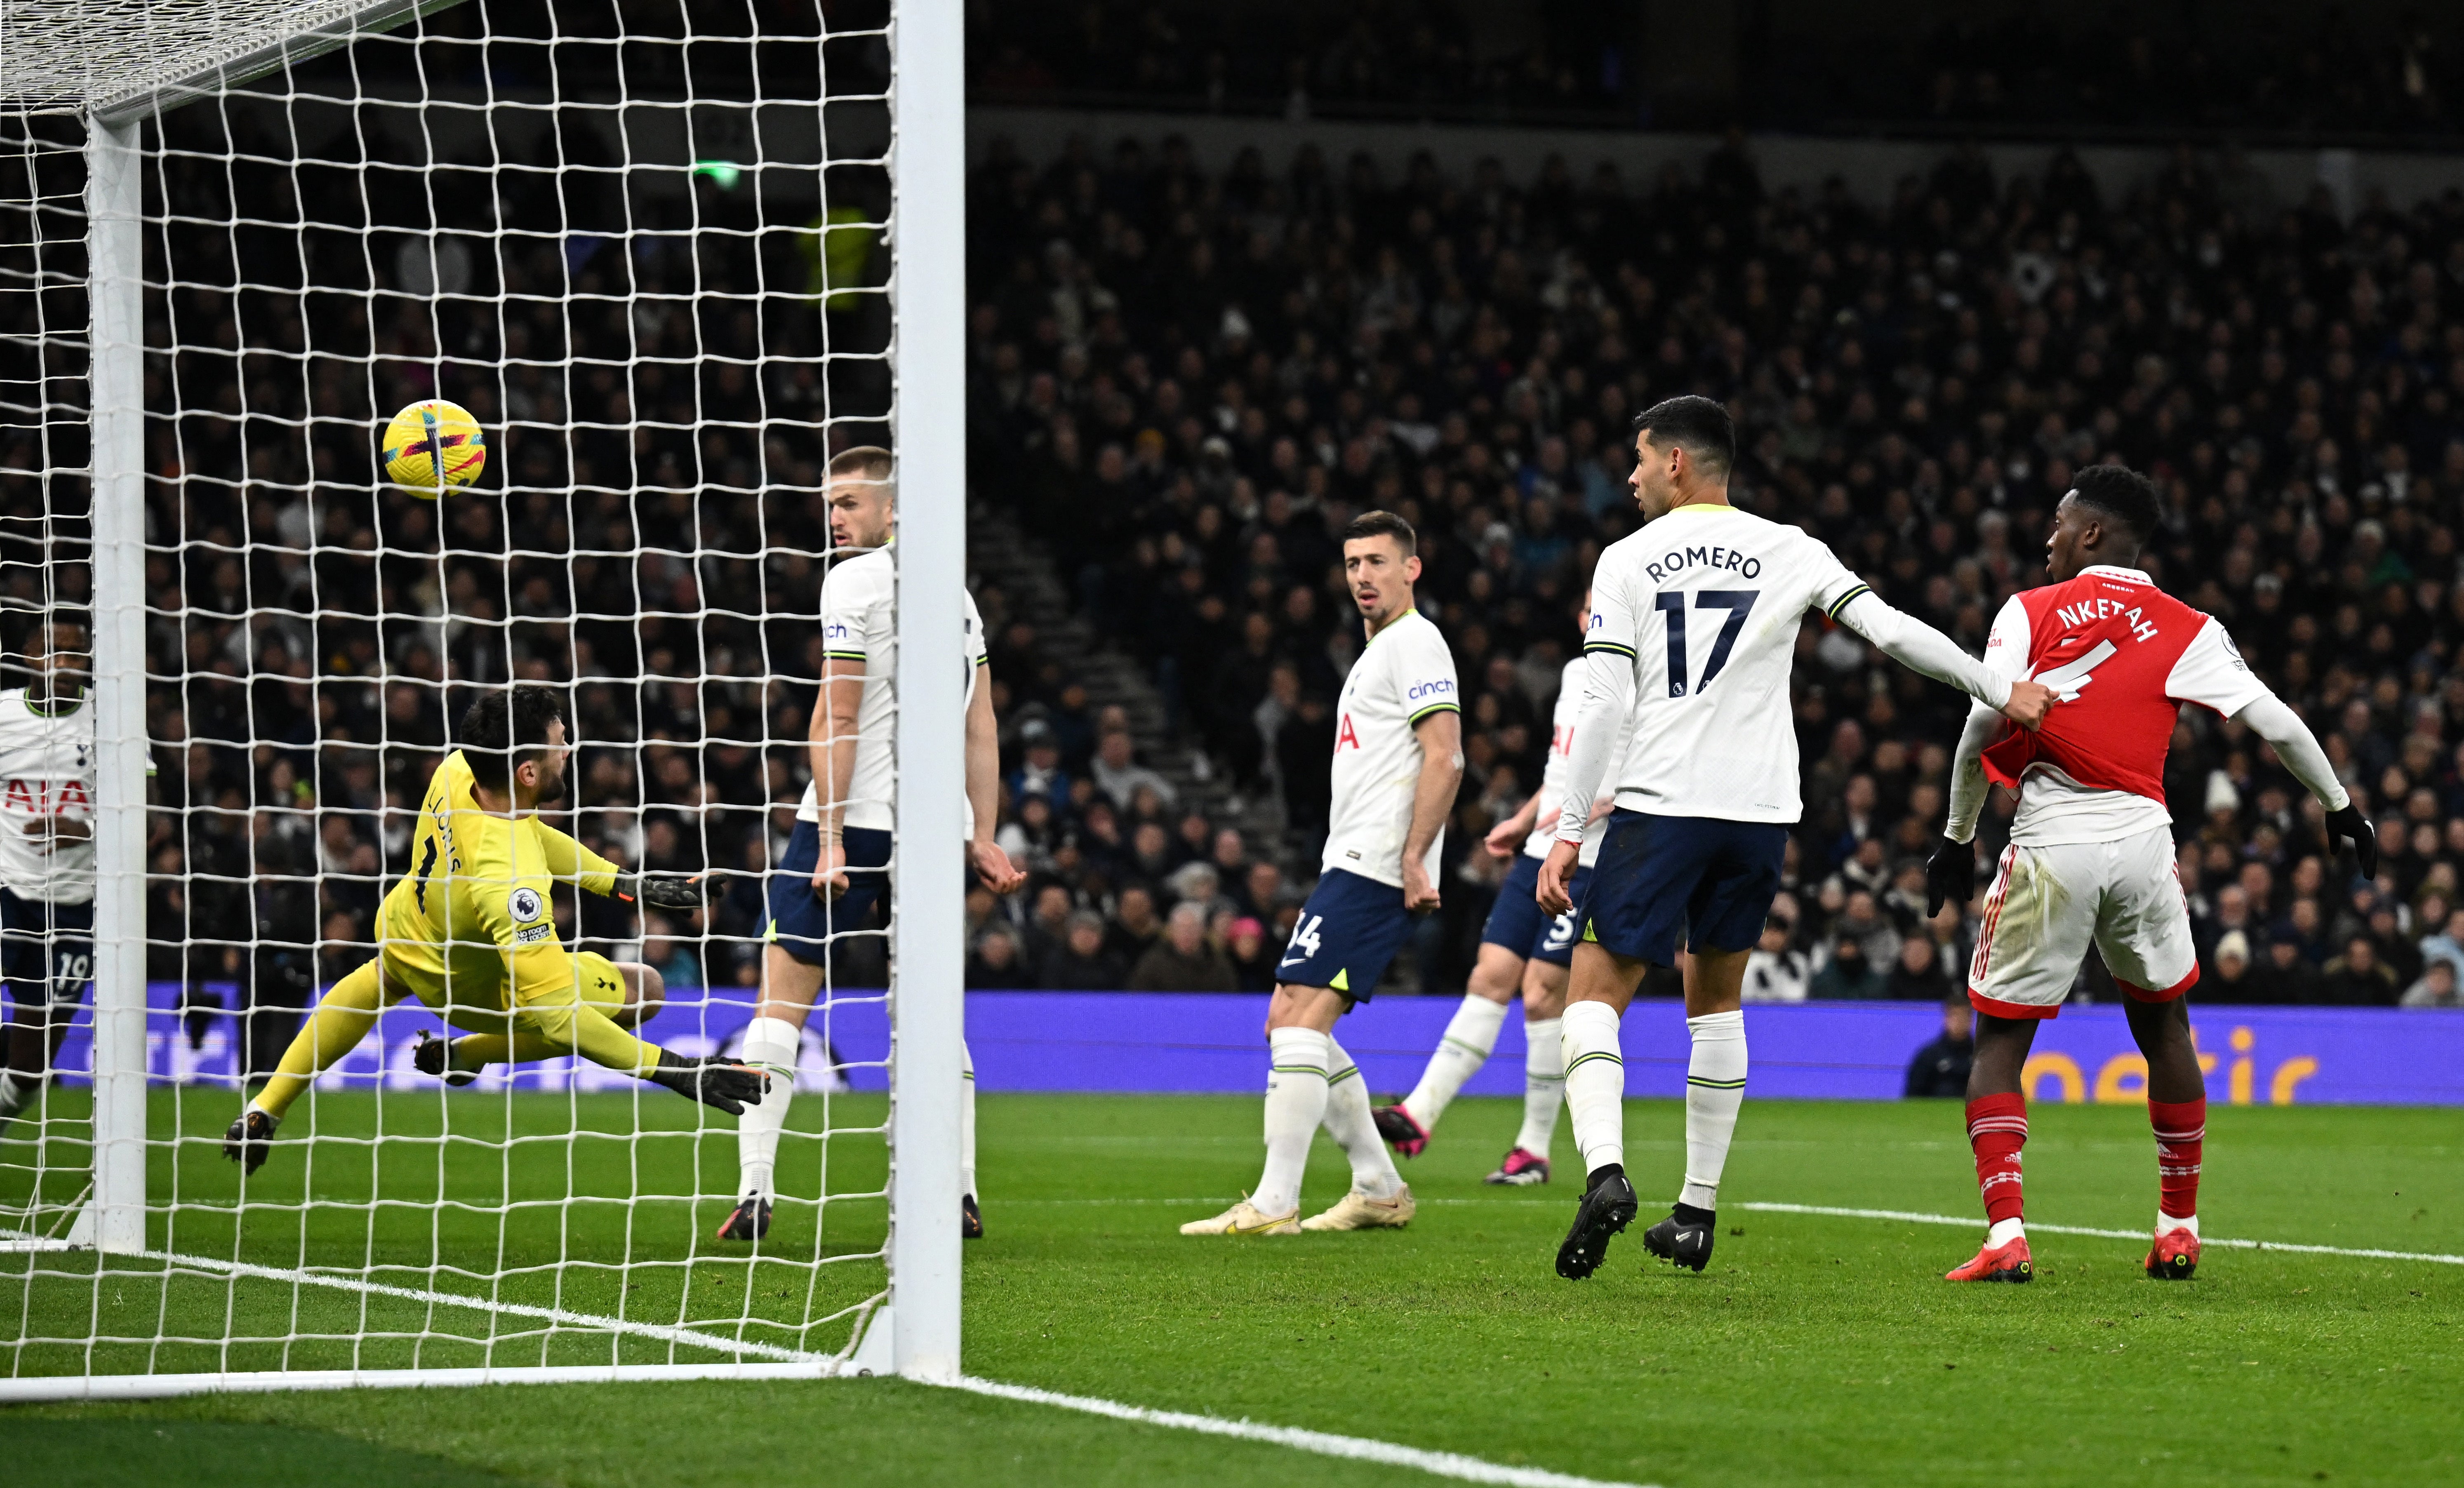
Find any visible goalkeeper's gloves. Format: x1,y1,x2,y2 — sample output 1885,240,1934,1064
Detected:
2323,804,2378,880
611,871,708,910
1924,835,1976,918
645,1050,767,1115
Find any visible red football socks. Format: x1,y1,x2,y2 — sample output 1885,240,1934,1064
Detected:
1965,1093,2028,1225
2149,1096,2205,1223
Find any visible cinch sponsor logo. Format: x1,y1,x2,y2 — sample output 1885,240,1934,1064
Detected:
2021,1025,2317,1106
1645,545,1761,583
1407,679,1455,700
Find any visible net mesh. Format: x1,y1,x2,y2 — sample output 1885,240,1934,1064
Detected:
3,0,902,1379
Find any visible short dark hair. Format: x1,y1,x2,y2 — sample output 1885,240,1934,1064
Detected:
828,444,894,482
1631,395,1735,479
457,683,568,792
1341,509,1417,555
2068,463,2162,546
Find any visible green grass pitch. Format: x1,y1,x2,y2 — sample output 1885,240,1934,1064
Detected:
6,1088,2460,1486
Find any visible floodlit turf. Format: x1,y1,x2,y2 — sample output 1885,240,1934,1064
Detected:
10,1090,2463,1486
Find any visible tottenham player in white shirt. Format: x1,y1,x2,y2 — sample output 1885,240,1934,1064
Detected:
1537,396,2055,1279
1183,510,1462,1236
1371,591,1626,1185
0,616,97,1141
718,446,1027,1245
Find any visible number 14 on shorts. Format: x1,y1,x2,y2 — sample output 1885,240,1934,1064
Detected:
1280,914,1324,968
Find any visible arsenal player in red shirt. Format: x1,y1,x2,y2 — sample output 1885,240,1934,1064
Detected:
1926,465,2375,1283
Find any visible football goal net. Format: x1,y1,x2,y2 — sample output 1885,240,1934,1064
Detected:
0,0,967,1396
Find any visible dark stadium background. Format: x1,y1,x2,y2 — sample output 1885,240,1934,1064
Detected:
7,0,2464,1077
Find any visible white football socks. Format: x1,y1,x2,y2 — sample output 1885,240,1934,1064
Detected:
1255,1027,1331,1217
1400,993,1510,1131
2158,1209,2198,1237
1322,1036,1405,1200
1560,1000,1626,1175
1988,1217,2027,1247
1679,1010,1747,1211
735,1015,803,1201
1512,1015,1565,1157
960,1037,977,1202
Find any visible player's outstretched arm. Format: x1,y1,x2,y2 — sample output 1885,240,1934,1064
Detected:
1833,591,2053,728
534,820,621,896
2235,693,2376,877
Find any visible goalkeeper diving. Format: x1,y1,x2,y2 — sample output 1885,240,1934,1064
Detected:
224,684,760,1171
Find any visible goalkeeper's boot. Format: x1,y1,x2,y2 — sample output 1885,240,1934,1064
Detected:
715,1194,772,1244
222,1107,279,1175
412,1030,477,1088
1555,1164,1638,1281
1642,1203,1717,1273
646,1051,768,1114
2145,1225,2201,1281
1372,1103,1430,1158
1179,1198,1300,1236
1484,1147,1551,1186
1945,1234,2034,1283
1300,1184,1415,1231
962,1194,983,1241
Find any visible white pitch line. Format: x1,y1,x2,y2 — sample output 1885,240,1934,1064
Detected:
1739,1203,2464,1266
949,1375,1658,1488
144,1249,833,1362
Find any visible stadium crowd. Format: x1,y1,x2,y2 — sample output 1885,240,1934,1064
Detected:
962,129,2464,1010
17,110,2464,1060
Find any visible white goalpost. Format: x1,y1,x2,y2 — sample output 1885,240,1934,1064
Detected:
0,0,965,1396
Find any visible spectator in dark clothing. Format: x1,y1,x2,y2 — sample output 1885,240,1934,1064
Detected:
1903,999,1974,1098
1885,938,1953,1002
1224,915,1278,991
2247,936,2324,1004
2205,931,2259,1002
1105,884,1164,964
1810,938,1886,1000
2319,936,2400,1006
966,923,1029,988
1039,910,1125,990
1127,902,1238,991
1275,694,1334,839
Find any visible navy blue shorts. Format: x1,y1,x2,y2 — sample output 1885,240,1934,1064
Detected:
0,887,94,1007
766,821,892,967
1480,854,1591,968
1274,868,1413,1003
1577,810,1788,967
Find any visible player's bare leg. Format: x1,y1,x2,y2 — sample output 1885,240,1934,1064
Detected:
1639,946,1749,1272
2126,993,2207,1279
1946,1012,2040,1281
1490,956,1570,1185
1555,941,1647,1279
1379,942,1522,1157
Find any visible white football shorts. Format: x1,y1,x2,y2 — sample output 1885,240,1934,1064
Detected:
1966,824,2198,1019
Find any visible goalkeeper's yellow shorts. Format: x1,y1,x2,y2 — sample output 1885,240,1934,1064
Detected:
373,908,628,1031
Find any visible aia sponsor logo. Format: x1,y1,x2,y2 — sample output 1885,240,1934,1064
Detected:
3,778,90,816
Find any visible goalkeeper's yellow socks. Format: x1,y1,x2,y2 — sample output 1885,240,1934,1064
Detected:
254,961,385,1120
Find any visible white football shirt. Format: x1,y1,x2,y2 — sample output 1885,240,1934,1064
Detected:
796,546,990,834
1523,657,1626,868
1322,607,1459,888
0,688,97,904
1574,504,1870,824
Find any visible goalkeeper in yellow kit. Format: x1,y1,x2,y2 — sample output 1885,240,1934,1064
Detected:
223,684,763,1171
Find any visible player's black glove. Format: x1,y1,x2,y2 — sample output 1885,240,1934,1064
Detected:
645,1050,768,1115
1925,835,1976,918
612,872,708,911
2324,804,2378,881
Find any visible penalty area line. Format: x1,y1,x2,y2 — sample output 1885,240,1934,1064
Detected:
948,1375,1658,1488
1739,1203,2464,1266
